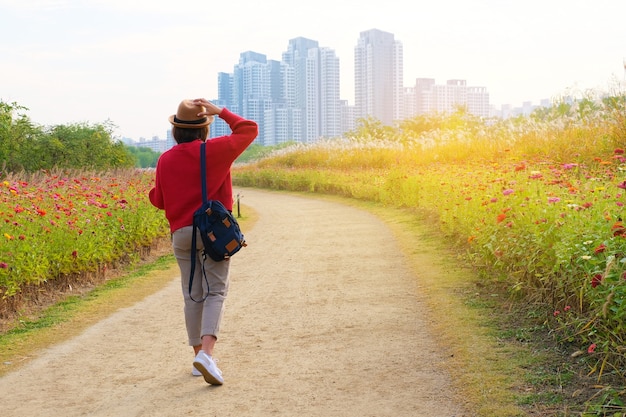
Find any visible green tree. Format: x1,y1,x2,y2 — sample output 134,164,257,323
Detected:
126,145,160,168
0,101,42,172
1,100,135,172
40,123,134,170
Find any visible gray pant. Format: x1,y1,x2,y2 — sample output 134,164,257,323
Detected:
172,226,230,346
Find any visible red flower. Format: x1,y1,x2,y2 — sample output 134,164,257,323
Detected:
0,262,8,269
617,181,626,190
615,148,625,155
594,244,607,254
588,343,597,353
496,213,507,223
591,274,603,288
612,222,626,237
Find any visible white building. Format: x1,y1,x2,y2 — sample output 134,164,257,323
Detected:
411,78,490,118
354,28,403,125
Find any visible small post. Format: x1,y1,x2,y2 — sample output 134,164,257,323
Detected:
236,193,241,218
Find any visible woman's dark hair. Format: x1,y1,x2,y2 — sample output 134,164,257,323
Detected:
172,126,209,144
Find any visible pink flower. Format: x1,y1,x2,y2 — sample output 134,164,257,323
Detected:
548,197,561,204
502,189,514,196
0,262,8,269
617,181,626,190
588,343,597,354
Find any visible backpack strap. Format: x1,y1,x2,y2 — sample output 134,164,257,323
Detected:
189,142,209,303
200,141,208,204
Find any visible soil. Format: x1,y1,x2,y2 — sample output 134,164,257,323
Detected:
0,188,471,417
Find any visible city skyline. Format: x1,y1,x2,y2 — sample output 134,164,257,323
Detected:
1,0,624,140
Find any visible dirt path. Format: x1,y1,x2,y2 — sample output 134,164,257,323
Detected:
0,188,469,417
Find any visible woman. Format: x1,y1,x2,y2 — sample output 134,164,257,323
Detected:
149,98,258,385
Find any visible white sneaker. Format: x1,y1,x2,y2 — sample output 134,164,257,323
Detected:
193,350,223,385
192,366,202,377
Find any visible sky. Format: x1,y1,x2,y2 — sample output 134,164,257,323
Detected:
1,0,625,141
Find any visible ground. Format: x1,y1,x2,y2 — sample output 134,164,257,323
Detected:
0,188,471,417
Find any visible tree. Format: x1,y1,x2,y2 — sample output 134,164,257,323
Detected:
0,101,42,172
126,146,160,168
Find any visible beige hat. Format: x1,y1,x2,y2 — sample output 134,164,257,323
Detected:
168,99,214,128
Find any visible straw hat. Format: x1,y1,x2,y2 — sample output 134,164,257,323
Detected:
168,99,214,128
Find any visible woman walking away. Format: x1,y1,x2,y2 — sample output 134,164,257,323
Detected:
149,98,258,385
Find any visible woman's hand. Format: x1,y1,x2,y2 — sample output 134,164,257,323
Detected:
192,98,223,117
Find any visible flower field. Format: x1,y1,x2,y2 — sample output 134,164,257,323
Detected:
0,169,169,306
233,98,626,384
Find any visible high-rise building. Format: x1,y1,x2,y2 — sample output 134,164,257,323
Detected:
411,78,490,118
214,37,341,146
319,47,341,140
354,29,403,125
414,78,436,116
209,72,234,140
466,86,490,118
203,30,496,147
281,37,341,143
340,100,355,135
233,51,272,145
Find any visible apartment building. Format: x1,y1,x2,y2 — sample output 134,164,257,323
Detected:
411,78,490,118
210,37,341,146
354,28,404,125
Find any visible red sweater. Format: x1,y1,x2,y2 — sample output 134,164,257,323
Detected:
149,108,258,233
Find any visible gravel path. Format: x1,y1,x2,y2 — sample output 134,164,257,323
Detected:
0,188,469,417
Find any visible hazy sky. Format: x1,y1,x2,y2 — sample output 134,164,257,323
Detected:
1,0,625,140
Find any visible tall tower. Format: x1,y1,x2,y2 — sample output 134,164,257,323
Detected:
282,37,341,143
210,72,234,139
354,29,403,125
232,51,271,144
319,47,341,139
